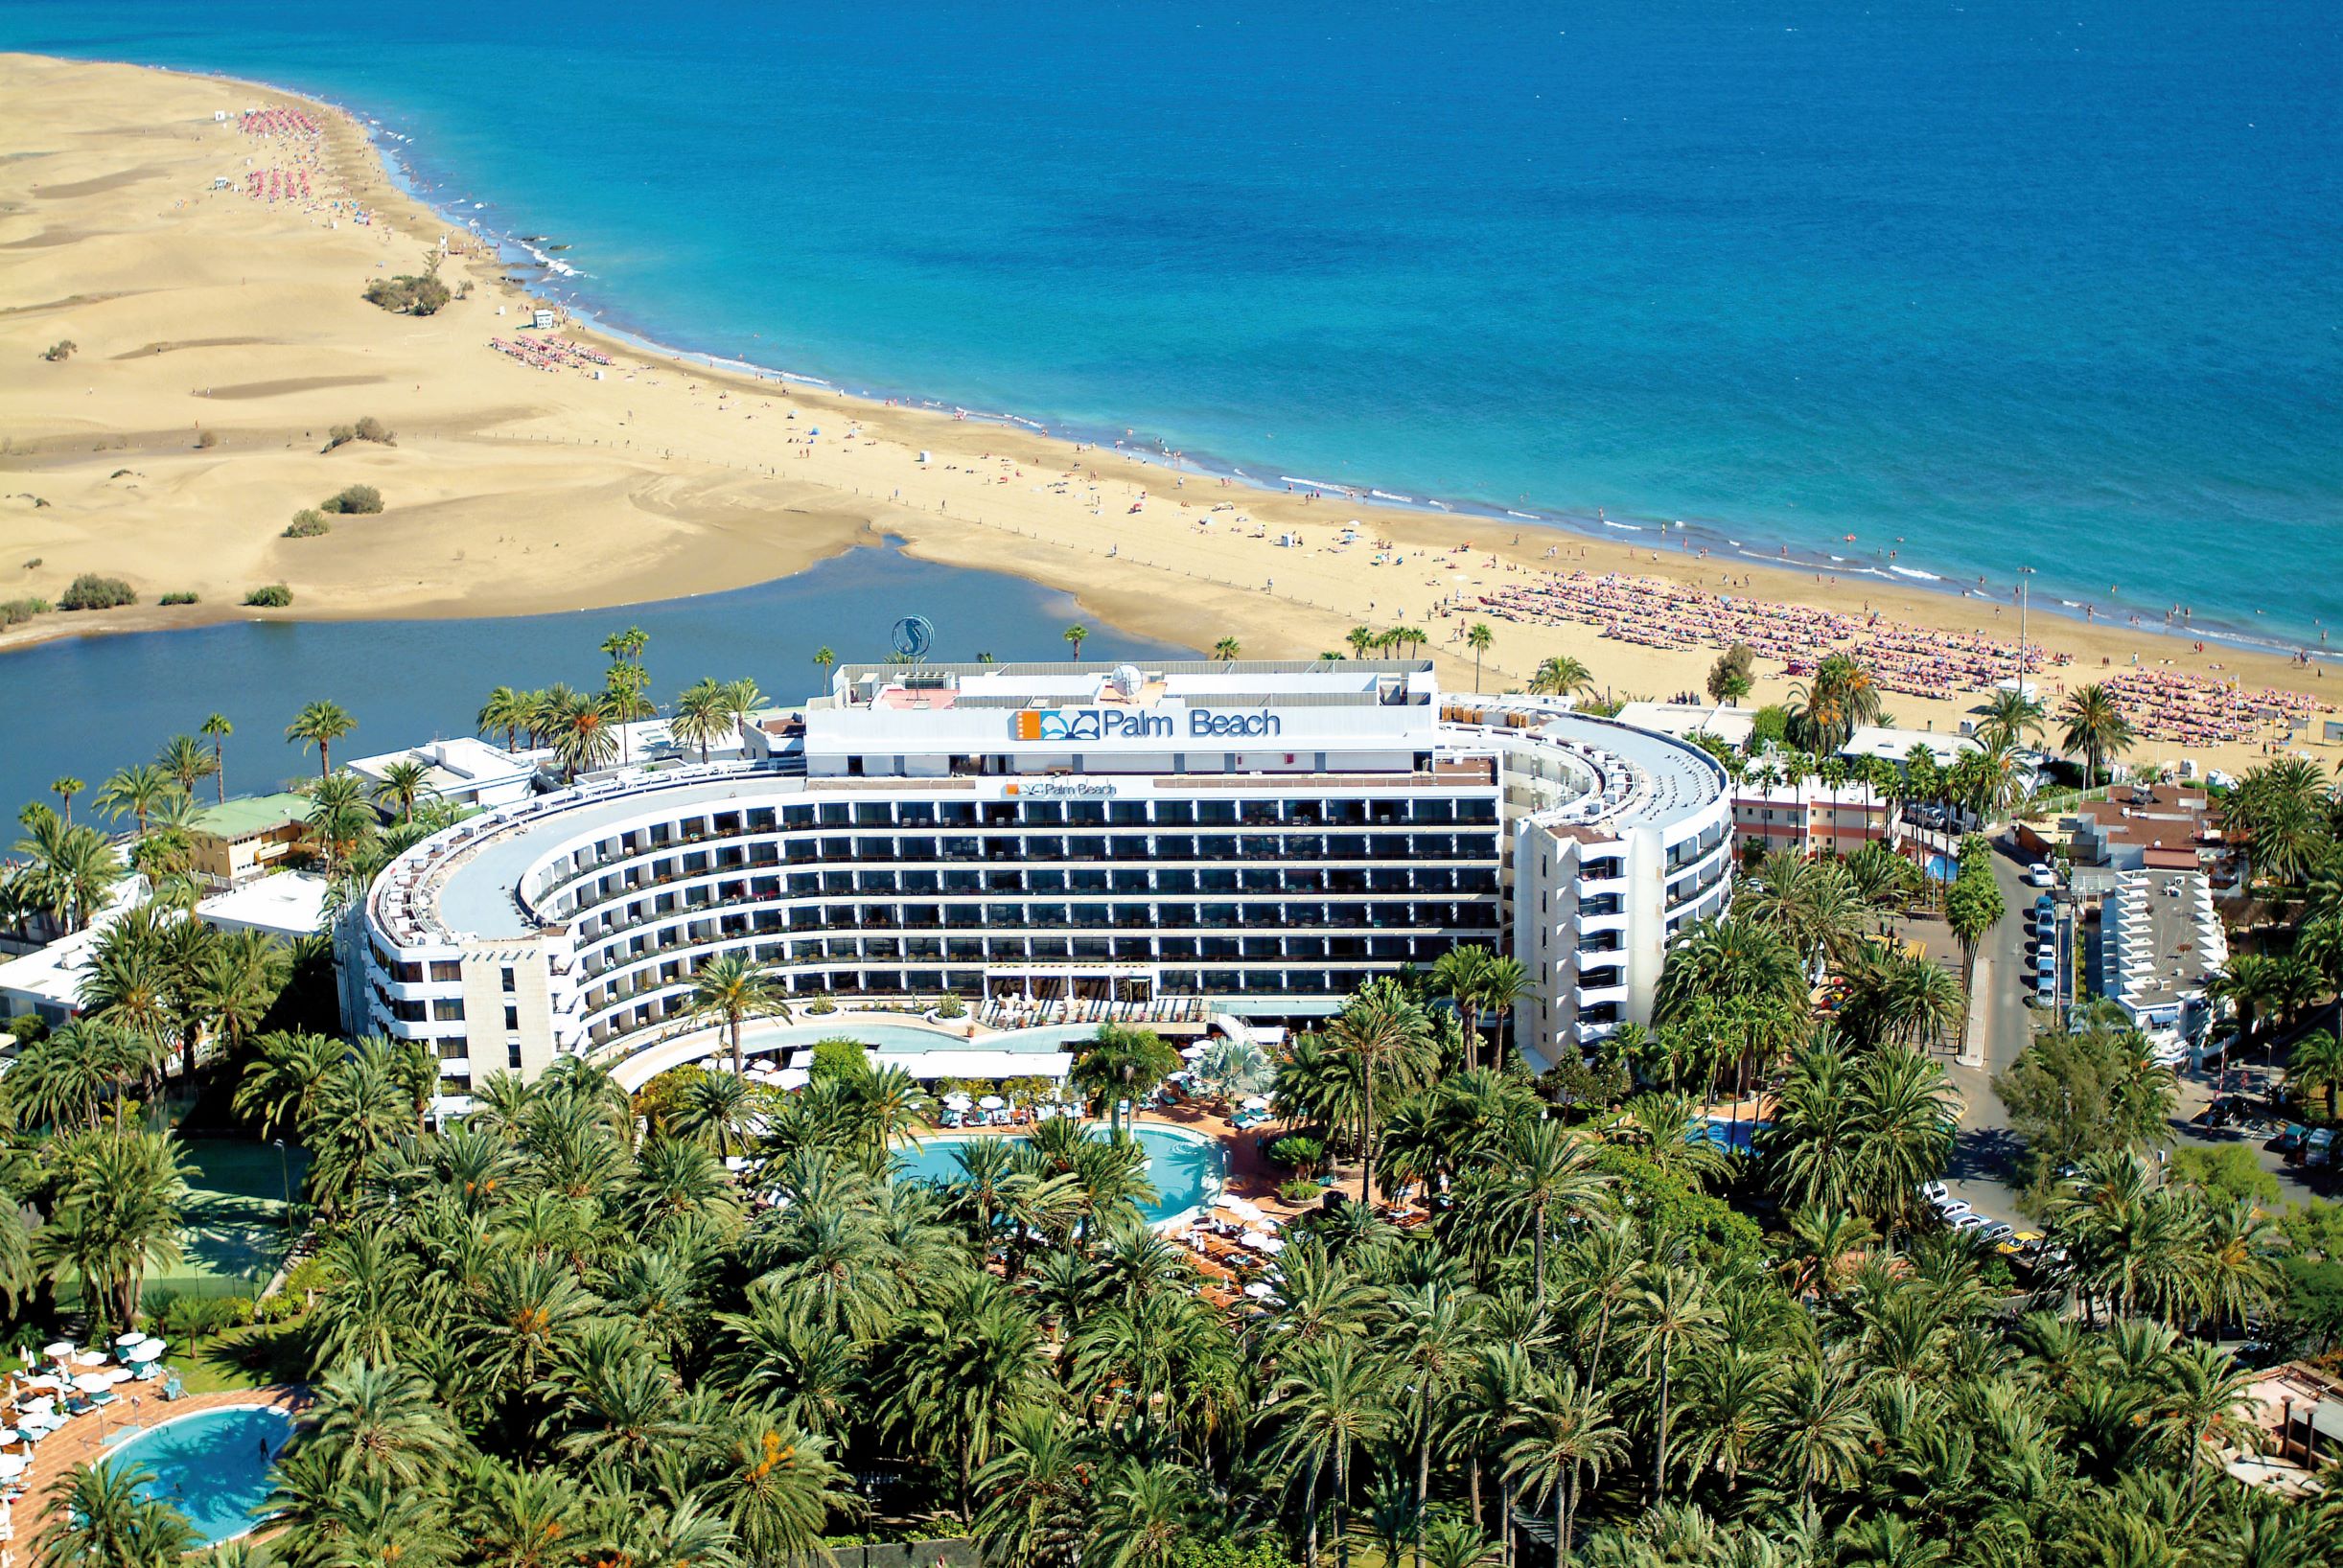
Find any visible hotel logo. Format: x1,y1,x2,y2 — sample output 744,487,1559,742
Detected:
1010,707,1275,741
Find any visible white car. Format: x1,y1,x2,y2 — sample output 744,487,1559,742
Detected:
1918,1181,1950,1205
1935,1199,1974,1221
2027,864,2057,888
1977,1221,2016,1246
1950,1213,1988,1234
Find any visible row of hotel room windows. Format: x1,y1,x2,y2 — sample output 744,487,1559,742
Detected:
542,831,1506,916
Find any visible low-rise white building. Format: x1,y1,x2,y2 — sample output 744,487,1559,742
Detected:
197,870,332,941
346,737,537,812
2096,868,2226,1038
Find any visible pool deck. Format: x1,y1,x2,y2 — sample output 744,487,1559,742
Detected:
10,1385,310,1551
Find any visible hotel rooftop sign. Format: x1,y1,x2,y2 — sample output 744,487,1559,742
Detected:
1010,707,1285,742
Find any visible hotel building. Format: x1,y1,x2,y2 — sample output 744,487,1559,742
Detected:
347,660,1730,1088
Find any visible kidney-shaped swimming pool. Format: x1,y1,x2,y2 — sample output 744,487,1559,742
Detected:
104,1403,294,1547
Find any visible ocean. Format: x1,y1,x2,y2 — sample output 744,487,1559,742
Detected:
3,0,2338,649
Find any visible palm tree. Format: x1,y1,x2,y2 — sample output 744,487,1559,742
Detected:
1787,653,1883,754
599,623,650,667
477,685,531,750
1503,1366,1626,1562
156,732,220,802
1431,944,1496,1054
1346,625,1378,659
304,770,378,873
94,762,180,838
11,812,124,934
548,687,620,780
1466,622,1493,692
50,775,82,825
1976,687,2047,752
370,756,434,821
1502,1119,1610,1310
33,1128,191,1327
287,698,358,778
1264,1336,1390,1568
879,1273,1054,1523
1068,1023,1181,1136
200,712,233,801
1213,635,1241,662
234,1029,344,1141
1324,979,1437,1204
1528,655,1595,699
34,1458,197,1568
2285,1029,2343,1121
2057,683,2134,788
681,953,788,1072
671,677,731,763
1476,955,1532,1068
1629,1263,1724,1503
1063,624,1089,659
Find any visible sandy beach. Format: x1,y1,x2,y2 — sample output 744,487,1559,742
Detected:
3,53,2333,779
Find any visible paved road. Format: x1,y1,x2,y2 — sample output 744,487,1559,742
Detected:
1938,839,2050,1228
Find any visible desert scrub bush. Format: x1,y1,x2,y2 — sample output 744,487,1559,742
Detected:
40,340,76,361
195,429,219,449
244,584,293,608
58,574,135,611
321,417,395,452
362,272,451,315
158,591,199,606
319,484,383,515
283,510,332,539
0,598,51,628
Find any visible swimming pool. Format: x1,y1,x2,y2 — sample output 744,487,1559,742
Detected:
104,1404,293,1547
896,1123,1225,1227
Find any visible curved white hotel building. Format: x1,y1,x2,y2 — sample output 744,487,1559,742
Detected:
350,659,1730,1089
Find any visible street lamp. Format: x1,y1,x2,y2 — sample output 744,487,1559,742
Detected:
271,1138,290,1228
2015,567,2035,687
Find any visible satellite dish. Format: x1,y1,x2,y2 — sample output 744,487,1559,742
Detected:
892,615,935,660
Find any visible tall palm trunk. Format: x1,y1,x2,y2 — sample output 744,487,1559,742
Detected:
1302,1460,1322,1568
1653,1353,1674,1502
1359,1071,1377,1206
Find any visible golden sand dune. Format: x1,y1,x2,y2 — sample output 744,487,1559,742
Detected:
0,52,2331,779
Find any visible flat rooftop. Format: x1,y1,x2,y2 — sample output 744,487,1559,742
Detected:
191,793,309,841
2102,869,2224,1011
836,657,1438,710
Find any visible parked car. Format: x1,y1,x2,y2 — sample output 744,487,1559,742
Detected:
1996,1229,2046,1259
2308,1127,2337,1167
1918,1181,1950,1204
1950,1213,1988,1233
2028,863,2057,888
1977,1221,2016,1247
2271,1123,2308,1155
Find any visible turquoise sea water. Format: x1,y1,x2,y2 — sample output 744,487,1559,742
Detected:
3,0,2337,647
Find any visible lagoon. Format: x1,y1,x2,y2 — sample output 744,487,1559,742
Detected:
0,543,1184,818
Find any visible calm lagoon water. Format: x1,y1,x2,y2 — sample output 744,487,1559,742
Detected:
0,543,1183,819
2,0,2335,648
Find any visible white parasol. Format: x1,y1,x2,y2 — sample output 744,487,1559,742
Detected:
1245,1232,1287,1255
72,1372,109,1394
113,1332,146,1349
1218,1196,1267,1223
127,1342,166,1365
70,1350,105,1368
978,1095,1006,1111
1242,1281,1276,1299
0,1428,16,1444
942,1093,973,1109
39,1343,70,1361
0,1454,25,1480
1180,1042,1212,1060
103,1368,132,1385
1241,1095,1272,1111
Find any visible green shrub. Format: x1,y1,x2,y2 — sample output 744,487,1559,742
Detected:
362,273,452,316
934,993,967,1020
319,484,383,515
322,417,395,452
283,510,332,538
1277,1177,1325,1204
41,339,76,362
0,597,49,628
244,584,293,608
803,994,838,1016
58,573,135,611
808,1037,869,1082
1268,1134,1325,1171
158,591,198,606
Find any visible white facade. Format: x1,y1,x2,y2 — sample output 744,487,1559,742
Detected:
350,661,1731,1087
345,737,538,811
2097,869,2227,1035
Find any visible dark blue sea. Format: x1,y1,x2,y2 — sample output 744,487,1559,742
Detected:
2,0,2337,643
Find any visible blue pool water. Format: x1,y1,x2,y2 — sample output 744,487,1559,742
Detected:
897,1124,1225,1226
104,1405,293,1547
2,0,2333,651
737,1017,1088,1059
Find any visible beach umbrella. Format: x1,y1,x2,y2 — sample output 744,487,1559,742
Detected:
1242,1281,1275,1300
0,1428,15,1444
113,1332,145,1349
1180,1043,1212,1060
70,1351,105,1368
0,1454,24,1480
39,1343,69,1361
1241,1095,1272,1111
978,1095,1006,1111
127,1344,164,1365
103,1368,132,1385
942,1093,973,1109
72,1373,109,1394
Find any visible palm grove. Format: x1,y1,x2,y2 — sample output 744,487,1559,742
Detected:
4,636,2340,1568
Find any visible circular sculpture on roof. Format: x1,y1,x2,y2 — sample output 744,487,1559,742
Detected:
891,615,935,660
